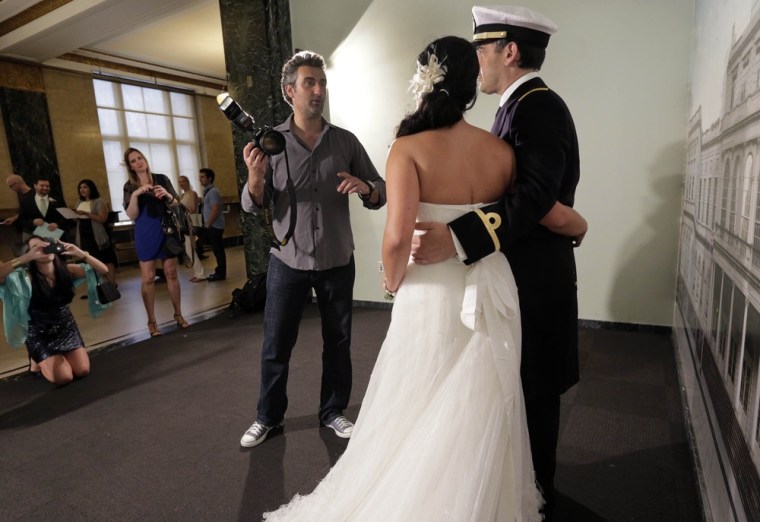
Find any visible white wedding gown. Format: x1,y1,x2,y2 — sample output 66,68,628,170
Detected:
264,203,543,522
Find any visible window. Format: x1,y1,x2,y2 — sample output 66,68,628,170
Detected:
721,159,730,229
729,291,746,383
741,307,758,410
93,79,201,219
729,162,739,234
741,155,753,240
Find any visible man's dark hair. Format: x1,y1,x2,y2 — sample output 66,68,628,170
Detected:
200,168,216,183
494,38,546,70
281,50,326,107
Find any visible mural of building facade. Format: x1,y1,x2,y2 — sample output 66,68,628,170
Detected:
677,3,760,520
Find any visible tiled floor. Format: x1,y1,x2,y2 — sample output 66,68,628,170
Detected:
0,247,249,379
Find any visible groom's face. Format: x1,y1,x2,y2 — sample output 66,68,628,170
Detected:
476,42,508,96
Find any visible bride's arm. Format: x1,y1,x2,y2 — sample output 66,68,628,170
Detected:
382,140,419,293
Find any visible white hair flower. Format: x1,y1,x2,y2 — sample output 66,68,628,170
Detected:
409,52,447,103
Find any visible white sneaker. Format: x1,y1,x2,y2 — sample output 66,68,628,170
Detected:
240,421,278,448
323,415,354,438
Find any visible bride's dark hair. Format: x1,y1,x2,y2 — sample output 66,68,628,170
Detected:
396,36,480,138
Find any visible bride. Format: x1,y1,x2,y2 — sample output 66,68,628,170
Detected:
263,36,586,521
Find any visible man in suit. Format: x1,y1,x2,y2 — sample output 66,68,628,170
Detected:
17,178,71,239
411,6,581,520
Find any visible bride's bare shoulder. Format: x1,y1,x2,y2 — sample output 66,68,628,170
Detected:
388,135,416,153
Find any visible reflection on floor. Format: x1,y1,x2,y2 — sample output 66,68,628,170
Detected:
0,247,248,379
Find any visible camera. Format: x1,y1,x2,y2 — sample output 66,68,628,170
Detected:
216,93,286,156
43,240,65,255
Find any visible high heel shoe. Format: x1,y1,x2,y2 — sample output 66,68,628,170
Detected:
148,321,162,337
28,356,41,377
174,314,190,329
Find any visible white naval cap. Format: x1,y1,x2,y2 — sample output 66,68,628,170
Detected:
472,5,558,49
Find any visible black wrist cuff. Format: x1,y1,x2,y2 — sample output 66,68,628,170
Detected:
448,202,506,265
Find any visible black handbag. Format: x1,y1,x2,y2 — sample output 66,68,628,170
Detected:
161,203,189,260
163,236,185,258
96,279,121,304
161,204,181,237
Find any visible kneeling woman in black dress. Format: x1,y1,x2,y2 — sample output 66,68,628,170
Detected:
0,237,109,385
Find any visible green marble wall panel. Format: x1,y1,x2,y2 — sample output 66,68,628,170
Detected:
0,88,66,205
219,0,293,278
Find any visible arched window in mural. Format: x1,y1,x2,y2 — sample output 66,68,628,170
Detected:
722,158,731,231
711,177,718,229
700,177,708,224
741,154,753,240
728,159,738,234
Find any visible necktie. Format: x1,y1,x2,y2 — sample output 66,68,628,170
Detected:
38,197,48,216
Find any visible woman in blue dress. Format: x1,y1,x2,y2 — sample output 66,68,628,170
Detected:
123,147,190,337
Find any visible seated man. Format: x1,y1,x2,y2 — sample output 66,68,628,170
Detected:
17,178,72,240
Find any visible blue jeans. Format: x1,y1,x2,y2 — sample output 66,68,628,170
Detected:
257,255,355,426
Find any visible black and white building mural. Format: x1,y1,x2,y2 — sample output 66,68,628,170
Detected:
676,1,760,520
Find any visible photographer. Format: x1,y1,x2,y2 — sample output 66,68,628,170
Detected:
239,50,386,448
123,148,190,337
0,238,109,385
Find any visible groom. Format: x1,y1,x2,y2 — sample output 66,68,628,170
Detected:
411,6,580,520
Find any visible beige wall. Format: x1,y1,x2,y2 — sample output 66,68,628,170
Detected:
291,0,694,325
43,68,108,207
197,94,237,200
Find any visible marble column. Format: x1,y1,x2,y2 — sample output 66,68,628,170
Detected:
218,0,293,278
0,87,66,205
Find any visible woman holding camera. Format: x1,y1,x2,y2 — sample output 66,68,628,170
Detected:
0,237,109,385
123,147,190,337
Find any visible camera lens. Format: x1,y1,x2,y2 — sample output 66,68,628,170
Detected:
260,130,286,156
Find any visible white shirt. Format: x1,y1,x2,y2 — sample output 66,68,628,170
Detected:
35,194,49,215
499,71,540,107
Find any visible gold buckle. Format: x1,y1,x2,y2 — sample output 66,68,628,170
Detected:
474,208,502,252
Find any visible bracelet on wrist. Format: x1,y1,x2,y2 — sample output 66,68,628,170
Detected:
81,251,89,261
10,258,22,269
359,180,376,201
383,279,396,301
